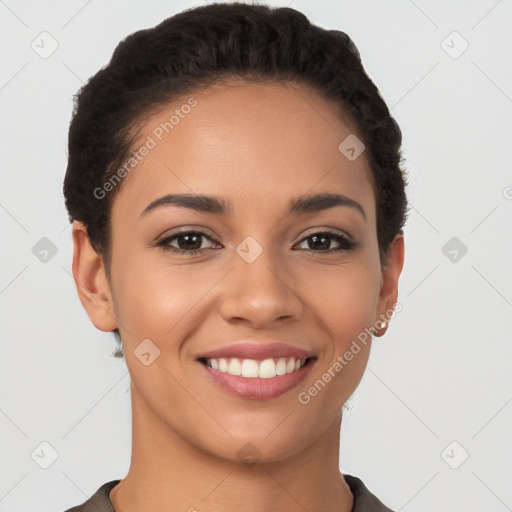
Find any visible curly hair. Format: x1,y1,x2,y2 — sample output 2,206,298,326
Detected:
63,1,409,358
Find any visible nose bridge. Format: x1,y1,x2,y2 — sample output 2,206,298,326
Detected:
238,244,283,291
219,237,303,326
235,237,288,298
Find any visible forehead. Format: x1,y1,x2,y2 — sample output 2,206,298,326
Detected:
112,80,375,223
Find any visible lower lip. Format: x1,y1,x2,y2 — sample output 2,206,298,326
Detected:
198,359,315,400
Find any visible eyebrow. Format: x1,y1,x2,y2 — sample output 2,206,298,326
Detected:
140,192,366,221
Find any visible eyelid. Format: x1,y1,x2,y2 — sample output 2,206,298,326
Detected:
154,226,357,257
154,225,353,245
299,226,353,240
155,225,219,242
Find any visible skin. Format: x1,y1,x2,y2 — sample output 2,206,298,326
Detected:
72,80,404,512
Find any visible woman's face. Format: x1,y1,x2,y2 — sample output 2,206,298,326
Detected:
75,80,403,463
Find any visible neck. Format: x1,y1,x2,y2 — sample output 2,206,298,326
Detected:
110,386,354,512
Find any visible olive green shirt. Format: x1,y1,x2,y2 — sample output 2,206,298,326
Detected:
62,474,395,511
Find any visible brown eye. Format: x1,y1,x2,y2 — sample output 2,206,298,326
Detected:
155,229,356,257
295,231,356,253
156,231,218,255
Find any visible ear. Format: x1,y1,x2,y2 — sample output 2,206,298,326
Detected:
71,221,118,332
374,233,405,336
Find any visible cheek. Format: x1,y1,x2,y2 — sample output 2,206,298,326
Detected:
111,248,226,351
307,257,380,339
112,264,192,341
304,257,380,389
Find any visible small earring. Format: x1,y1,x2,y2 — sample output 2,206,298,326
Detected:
377,320,387,329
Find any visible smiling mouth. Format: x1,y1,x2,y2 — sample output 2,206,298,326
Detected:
198,356,316,379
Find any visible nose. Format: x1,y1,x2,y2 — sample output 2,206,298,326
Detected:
218,248,305,329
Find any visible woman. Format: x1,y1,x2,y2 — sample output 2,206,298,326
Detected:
63,2,408,510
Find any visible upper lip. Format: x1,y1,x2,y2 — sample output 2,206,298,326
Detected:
196,341,316,361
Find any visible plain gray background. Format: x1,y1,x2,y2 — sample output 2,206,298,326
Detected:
1,0,511,511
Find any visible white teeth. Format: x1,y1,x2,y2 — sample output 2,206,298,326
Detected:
241,359,259,378
218,358,228,372
275,358,287,375
206,357,307,378
258,358,276,379
227,358,242,376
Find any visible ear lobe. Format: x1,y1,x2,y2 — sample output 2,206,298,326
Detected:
71,221,118,332
375,233,405,334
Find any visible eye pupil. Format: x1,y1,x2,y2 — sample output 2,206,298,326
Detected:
178,233,202,251
309,234,330,251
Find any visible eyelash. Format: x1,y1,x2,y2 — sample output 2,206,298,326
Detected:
155,229,356,256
